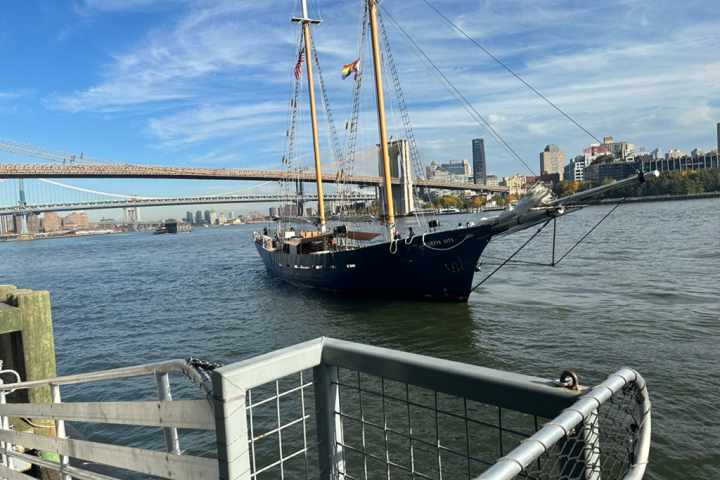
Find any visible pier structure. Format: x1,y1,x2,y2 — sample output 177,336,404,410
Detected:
1,290,652,480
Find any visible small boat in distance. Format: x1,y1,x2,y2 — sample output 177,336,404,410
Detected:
154,221,193,234
437,207,461,215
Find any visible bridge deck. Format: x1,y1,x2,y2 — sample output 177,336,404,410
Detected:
0,163,507,193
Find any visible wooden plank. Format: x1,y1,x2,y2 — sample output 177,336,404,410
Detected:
0,463,33,480
0,400,214,430
0,429,218,480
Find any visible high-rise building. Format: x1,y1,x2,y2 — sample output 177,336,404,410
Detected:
269,207,278,217
219,212,227,224
472,139,486,184
43,212,60,232
717,122,720,152
280,204,296,217
539,145,565,181
441,160,471,178
229,211,235,220
204,210,211,224
195,211,203,225
602,136,628,160
209,210,217,225
64,211,89,230
186,211,194,224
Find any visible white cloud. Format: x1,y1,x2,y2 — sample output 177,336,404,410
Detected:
32,0,720,176
147,101,287,148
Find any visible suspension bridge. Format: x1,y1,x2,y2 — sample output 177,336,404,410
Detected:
0,193,373,216
0,137,504,236
0,138,507,193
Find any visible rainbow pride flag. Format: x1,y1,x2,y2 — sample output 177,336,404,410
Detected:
341,60,359,80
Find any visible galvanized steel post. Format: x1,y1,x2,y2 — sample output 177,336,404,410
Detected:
212,370,251,480
155,372,181,455
50,383,70,480
313,362,344,480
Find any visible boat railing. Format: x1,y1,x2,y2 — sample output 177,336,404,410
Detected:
0,338,650,480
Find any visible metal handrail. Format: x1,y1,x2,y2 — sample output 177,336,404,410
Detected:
0,359,186,391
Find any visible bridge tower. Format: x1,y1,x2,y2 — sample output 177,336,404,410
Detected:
16,179,33,240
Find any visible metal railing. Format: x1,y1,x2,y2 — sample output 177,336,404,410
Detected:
0,338,650,480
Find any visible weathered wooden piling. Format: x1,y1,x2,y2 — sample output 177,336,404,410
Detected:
0,284,58,436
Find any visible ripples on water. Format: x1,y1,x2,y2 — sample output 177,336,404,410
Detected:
2,199,718,479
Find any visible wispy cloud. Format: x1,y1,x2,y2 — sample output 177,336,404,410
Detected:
147,101,287,148
31,0,720,175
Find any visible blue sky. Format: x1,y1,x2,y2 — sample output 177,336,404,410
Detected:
1,0,719,220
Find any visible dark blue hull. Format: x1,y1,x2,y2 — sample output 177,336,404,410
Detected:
254,226,492,301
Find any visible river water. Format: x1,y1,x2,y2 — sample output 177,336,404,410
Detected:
2,199,718,479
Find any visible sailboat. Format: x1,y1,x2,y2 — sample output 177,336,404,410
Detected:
253,0,658,302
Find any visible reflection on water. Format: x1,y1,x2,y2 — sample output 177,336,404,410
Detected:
2,199,719,479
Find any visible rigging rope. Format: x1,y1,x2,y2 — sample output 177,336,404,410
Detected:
419,0,604,146
379,6,536,177
552,185,641,266
377,9,436,225
471,186,640,290
471,220,552,292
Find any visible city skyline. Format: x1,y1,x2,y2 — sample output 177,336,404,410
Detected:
0,1,718,220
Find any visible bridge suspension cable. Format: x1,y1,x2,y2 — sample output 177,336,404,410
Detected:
37,179,159,199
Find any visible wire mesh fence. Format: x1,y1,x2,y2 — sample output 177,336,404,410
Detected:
520,381,647,480
244,369,319,480
220,338,650,480
1,338,650,480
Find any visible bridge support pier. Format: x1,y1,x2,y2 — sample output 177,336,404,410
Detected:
377,139,415,217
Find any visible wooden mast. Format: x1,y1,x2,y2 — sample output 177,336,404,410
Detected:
368,0,395,229
293,0,325,230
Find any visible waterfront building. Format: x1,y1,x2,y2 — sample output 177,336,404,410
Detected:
472,139,486,184
186,211,194,224
485,174,498,186
665,149,686,159
219,212,227,224
204,210,211,224
195,211,203,225
43,212,60,232
539,145,565,180
279,204,296,217
229,211,235,220
209,210,217,225
584,162,637,183
564,153,596,181
501,174,526,195
0,214,10,235
640,152,719,173
526,173,560,188
269,207,278,217
64,211,89,230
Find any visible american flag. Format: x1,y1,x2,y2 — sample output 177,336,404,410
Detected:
294,48,305,79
